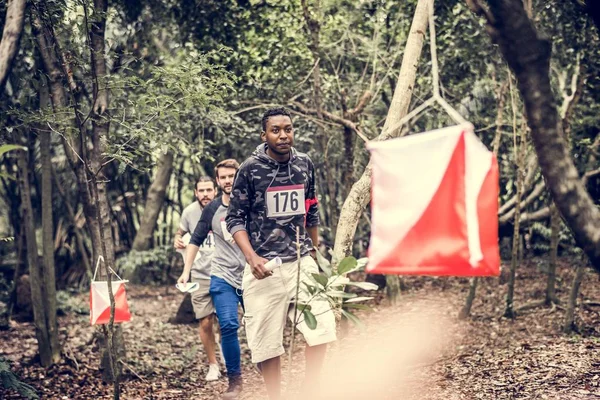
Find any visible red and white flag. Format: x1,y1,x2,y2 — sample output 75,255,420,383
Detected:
366,124,500,276
90,280,132,325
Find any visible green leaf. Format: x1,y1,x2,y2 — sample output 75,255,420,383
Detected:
311,273,328,288
0,144,27,158
315,250,332,277
344,281,379,291
342,303,371,311
327,291,357,299
356,257,369,271
341,309,363,328
296,302,312,312
302,282,317,295
337,256,357,275
303,309,317,330
343,296,374,303
0,172,16,181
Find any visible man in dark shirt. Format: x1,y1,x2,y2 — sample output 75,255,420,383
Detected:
226,108,336,399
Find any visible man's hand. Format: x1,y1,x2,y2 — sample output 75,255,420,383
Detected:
177,272,189,285
248,253,272,280
174,235,186,249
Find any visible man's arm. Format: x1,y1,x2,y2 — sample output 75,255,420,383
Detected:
307,226,319,251
232,231,271,280
174,207,190,249
174,227,186,249
177,203,213,284
226,166,250,236
226,164,271,279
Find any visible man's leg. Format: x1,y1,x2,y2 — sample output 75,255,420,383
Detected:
242,263,288,400
199,314,218,365
210,276,243,398
289,257,337,396
258,356,281,400
191,279,220,380
304,344,327,389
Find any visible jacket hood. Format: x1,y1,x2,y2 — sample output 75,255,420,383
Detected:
251,143,298,166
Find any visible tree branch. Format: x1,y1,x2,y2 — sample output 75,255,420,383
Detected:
483,0,600,271
291,101,370,142
348,90,373,118
0,0,26,91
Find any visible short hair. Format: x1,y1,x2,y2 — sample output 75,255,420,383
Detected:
214,159,240,177
261,107,292,132
195,176,215,190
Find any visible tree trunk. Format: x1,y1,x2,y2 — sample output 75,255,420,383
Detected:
87,0,124,393
31,9,103,265
117,176,137,248
33,4,124,388
132,151,174,251
504,80,525,320
484,0,600,272
546,201,560,304
39,81,60,362
0,0,27,91
563,262,585,333
332,0,432,268
16,137,60,366
459,278,478,320
460,76,508,319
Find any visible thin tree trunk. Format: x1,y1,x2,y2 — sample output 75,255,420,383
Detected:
33,4,124,388
39,81,60,362
0,0,27,91
86,0,123,393
332,0,431,268
481,0,600,272
460,76,508,320
546,202,560,304
132,151,174,251
16,136,60,366
31,8,102,265
504,79,526,319
117,176,136,248
563,262,585,333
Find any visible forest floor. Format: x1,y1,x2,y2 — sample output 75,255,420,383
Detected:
2,258,600,399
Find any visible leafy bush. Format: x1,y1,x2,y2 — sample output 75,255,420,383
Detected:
298,252,378,330
116,245,175,285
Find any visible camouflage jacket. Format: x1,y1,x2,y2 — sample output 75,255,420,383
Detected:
226,143,319,262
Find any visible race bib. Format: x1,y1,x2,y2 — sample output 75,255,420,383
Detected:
200,232,215,250
266,185,306,218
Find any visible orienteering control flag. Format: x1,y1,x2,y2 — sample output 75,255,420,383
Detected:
366,124,500,276
90,280,132,325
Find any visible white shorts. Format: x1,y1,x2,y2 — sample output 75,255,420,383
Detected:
242,255,337,364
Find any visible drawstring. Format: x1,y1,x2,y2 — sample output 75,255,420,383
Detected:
266,164,281,191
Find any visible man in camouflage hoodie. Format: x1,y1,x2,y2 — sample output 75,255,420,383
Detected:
227,107,336,399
